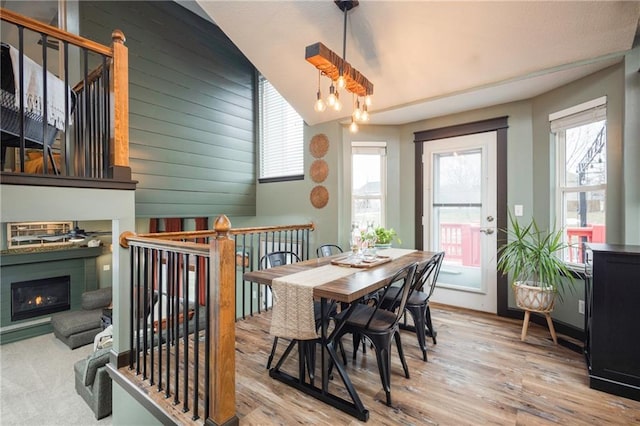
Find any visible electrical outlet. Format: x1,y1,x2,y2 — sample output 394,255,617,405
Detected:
578,299,585,315
103,264,110,271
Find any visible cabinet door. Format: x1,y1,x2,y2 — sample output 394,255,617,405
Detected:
591,252,640,386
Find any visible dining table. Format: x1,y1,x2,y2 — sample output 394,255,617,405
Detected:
243,248,436,421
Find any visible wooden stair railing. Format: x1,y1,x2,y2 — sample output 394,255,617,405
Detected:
120,215,237,426
0,7,130,182
129,222,315,319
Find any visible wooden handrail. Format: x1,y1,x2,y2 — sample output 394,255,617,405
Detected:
119,222,315,248
72,63,107,92
0,8,113,56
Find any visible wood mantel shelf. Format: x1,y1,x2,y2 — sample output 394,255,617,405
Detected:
0,246,103,266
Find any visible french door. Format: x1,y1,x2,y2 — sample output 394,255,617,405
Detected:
423,132,498,313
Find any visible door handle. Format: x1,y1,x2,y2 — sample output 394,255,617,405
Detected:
479,228,494,235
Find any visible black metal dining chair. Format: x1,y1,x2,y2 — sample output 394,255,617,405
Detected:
379,251,445,361
316,244,343,258
333,261,418,406
263,250,301,268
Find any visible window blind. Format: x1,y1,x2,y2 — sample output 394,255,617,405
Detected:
259,78,304,180
550,96,607,132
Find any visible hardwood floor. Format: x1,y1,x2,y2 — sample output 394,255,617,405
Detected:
234,304,640,425
121,304,640,425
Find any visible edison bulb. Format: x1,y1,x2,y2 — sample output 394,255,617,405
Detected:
333,91,342,111
349,120,358,133
314,97,326,112
361,104,369,122
337,74,346,89
327,85,337,107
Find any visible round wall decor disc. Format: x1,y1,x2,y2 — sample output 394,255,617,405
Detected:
310,133,329,158
310,185,329,209
310,159,329,183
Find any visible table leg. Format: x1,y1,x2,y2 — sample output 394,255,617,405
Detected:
269,298,369,421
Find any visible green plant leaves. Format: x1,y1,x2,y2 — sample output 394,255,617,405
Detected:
497,212,576,301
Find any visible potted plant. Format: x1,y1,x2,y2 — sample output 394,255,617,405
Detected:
373,226,401,248
497,213,575,312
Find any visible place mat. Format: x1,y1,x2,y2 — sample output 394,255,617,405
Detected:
331,254,391,268
270,264,359,340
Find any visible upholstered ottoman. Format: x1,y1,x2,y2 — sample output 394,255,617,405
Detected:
51,287,112,349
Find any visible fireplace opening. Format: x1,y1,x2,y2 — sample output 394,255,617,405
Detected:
11,276,71,321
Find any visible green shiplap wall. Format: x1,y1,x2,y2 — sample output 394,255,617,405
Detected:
79,1,256,217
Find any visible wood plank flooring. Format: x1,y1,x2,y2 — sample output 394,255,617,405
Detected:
123,304,640,425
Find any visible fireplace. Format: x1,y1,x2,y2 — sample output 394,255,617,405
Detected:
11,276,71,321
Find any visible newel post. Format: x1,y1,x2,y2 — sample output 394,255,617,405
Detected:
208,214,238,425
110,29,130,179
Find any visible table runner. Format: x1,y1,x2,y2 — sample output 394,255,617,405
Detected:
270,248,416,340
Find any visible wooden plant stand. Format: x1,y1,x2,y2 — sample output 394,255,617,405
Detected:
521,308,557,344
513,283,557,344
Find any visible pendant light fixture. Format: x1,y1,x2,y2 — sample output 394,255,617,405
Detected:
305,0,373,132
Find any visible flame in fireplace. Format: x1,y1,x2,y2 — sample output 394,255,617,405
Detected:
27,295,51,306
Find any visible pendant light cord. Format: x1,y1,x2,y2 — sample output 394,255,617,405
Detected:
341,6,347,75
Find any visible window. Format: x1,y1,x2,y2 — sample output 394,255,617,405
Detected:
259,77,304,182
351,142,387,227
551,97,607,264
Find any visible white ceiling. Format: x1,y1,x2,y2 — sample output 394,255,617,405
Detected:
197,0,640,126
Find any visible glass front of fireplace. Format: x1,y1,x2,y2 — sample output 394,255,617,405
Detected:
11,275,71,321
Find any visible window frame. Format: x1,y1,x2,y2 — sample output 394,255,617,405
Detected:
351,141,387,228
551,97,607,266
258,76,304,183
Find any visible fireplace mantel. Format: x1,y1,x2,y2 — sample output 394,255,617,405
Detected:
1,246,103,266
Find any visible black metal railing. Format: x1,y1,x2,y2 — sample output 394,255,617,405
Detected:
128,237,210,421
122,221,313,423
1,8,116,179
233,226,311,319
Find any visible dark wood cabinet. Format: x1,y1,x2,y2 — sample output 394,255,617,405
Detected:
585,243,640,401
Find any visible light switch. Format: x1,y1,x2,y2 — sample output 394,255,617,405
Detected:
514,205,524,217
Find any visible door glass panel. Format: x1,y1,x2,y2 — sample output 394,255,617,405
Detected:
432,149,482,291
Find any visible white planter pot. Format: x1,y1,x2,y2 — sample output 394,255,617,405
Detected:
513,281,556,312
375,243,392,249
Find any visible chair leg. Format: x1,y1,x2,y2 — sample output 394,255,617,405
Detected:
425,305,437,344
266,336,279,369
393,330,410,379
408,305,428,361
373,342,392,406
304,340,316,384
352,333,361,360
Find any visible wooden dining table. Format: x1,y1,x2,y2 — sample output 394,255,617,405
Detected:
243,248,436,421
